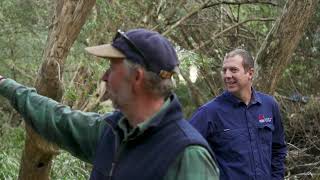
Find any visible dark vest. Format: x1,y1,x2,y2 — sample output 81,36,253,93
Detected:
90,94,213,180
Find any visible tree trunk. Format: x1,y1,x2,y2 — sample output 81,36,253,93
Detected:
254,0,319,94
179,69,206,107
18,0,96,179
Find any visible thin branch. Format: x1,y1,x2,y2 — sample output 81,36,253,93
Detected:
162,0,277,36
193,18,275,51
162,0,211,35
205,0,278,8
2,60,35,81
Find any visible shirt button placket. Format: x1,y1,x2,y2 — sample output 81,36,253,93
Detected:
246,107,261,179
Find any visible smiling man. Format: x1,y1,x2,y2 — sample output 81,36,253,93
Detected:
190,49,287,180
0,28,219,180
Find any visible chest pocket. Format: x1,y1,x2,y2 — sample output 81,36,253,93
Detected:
212,128,249,159
258,123,274,145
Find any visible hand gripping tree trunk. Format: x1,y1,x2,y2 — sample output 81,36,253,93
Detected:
18,0,96,179
254,0,319,94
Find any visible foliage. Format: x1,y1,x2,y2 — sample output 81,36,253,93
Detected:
0,125,24,179
280,98,320,179
0,125,90,179
0,0,48,85
0,0,319,178
278,5,320,97
51,152,90,179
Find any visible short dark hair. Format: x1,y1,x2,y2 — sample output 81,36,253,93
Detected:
224,49,254,71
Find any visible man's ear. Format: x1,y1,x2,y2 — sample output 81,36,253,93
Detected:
248,67,254,80
132,68,145,91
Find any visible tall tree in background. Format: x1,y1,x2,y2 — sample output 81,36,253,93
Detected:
255,0,319,94
18,0,95,179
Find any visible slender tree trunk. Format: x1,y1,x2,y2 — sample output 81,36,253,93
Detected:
18,0,96,179
179,69,206,107
254,0,319,94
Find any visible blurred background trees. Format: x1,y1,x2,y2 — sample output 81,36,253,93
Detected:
0,0,319,179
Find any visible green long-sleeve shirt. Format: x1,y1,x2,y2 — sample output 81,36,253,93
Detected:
0,79,219,180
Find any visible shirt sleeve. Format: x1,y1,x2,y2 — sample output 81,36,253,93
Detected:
189,107,211,138
164,145,219,180
0,79,108,163
271,99,287,179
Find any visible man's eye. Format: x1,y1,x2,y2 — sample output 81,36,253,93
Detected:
230,68,238,73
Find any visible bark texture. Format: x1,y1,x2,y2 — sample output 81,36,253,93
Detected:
18,0,96,179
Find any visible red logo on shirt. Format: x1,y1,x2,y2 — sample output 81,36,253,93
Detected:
258,114,265,123
258,114,272,123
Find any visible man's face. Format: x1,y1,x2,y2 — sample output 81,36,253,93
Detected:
101,58,133,109
221,55,253,96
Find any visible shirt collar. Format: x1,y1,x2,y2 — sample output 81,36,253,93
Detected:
251,88,262,104
223,88,262,106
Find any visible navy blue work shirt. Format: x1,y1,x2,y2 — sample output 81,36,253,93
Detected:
190,90,287,180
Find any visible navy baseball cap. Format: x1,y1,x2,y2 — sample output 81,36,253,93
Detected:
85,28,179,79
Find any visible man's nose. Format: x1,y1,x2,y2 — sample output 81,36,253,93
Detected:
101,69,110,82
223,69,232,78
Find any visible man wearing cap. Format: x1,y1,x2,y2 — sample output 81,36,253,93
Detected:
0,28,219,180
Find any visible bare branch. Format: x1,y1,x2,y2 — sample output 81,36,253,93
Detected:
162,0,211,35
162,0,277,36
205,0,278,8
194,18,275,51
